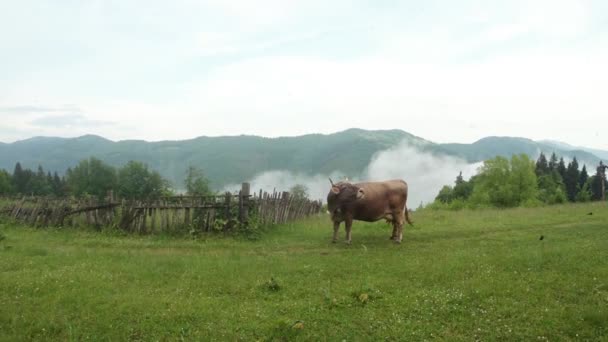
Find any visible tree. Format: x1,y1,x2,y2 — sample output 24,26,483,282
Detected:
557,157,567,180
46,172,54,194
564,158,580,202
509,154,538,205
579,165,589,190
117,161,169,200
548,153,558,171
537,172,566,204
12,162,29,194
591,163,608,201
51,172,66,197
0,169,12,195
470,156,513,207
452,172,474,200
470,155,537,208
289,184,309,200
576,179,593,202
535,152,549,176
435,185,454,204
184,166,212,196
28,165,52,196
66,158,117,199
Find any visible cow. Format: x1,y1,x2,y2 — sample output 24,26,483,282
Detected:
327,178,413,244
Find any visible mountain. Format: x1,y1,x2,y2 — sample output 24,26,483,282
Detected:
540,140,608,160
438,136,602,167
0,129,429,188
0,129,605,189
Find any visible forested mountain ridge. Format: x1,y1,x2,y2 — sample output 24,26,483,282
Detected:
438,136,601,165
0,129,604,189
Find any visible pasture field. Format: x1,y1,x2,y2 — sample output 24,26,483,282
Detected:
1,203,607,341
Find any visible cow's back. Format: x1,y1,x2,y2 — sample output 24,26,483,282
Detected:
351,180,408,222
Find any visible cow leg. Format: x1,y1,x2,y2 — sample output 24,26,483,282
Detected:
395,222,404,243
332,221,340,243
395,212,405,243
345,217,353,245
389,221,397,240
385,214,396,240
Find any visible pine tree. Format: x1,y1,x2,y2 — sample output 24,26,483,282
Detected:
455,171,464,185
548,153,558,171
557,157,567,180
12,162,27,194
31,165,52,195
564,158,580,202
52,172,64,196
591,163,608,201
579,165,589,190
535,153,549,176
453,171,473,200
46,171,54,195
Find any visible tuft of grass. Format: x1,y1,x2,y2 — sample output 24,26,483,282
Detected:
0,203,607,340
263,277,281,292
351,288,383,306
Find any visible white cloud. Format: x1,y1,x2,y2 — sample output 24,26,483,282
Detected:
224,170,346,202
1,0,607,150
521,0,590,38
482,23,530,42
364,142,481,207
228,140,480,207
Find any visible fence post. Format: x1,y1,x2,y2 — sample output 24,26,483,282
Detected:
239,183,250,225
281,191,290,223
224,192,232,224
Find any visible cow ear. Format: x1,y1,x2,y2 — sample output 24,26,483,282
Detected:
331,186,340,194
356,188,365,199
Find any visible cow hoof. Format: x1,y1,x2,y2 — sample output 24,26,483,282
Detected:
389,236,394,240
332,240,337,244
346,241,352,245
394,240,402,244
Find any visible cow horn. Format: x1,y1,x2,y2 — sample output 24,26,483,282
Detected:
329,178,335,186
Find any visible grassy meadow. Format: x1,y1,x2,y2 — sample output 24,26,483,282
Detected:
1,203,607,341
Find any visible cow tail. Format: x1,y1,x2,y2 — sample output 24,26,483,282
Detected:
403,181,413,226
404,206,414,226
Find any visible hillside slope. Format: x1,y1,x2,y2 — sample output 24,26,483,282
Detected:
0,129,604,189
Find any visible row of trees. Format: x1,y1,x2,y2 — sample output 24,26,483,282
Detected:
0,158,213,200
433,153,607,209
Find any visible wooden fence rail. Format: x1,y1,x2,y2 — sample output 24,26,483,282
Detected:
0,183,323,233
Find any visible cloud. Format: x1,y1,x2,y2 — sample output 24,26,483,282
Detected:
0,105,81,114
0,0,607,150
363,142,481,207
30,114,115,128
224,170,346,202
228,140,480,207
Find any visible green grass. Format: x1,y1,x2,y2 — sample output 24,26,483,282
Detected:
1,203,607,341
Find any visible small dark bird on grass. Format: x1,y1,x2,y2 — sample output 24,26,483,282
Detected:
539,235,544,241
588,212,593,215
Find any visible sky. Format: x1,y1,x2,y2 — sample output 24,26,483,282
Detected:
1,0,607,150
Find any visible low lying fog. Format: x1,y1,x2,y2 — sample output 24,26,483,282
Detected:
226,141,481,207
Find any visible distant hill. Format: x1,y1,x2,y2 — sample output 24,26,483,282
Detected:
438,136,602,167
0,129,605,189
540,140,608,161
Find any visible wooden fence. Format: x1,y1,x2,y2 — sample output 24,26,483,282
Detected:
0,183,323,233
253,190,323,225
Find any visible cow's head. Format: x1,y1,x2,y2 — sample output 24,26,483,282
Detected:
327,178,364,220
329,178,364,199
